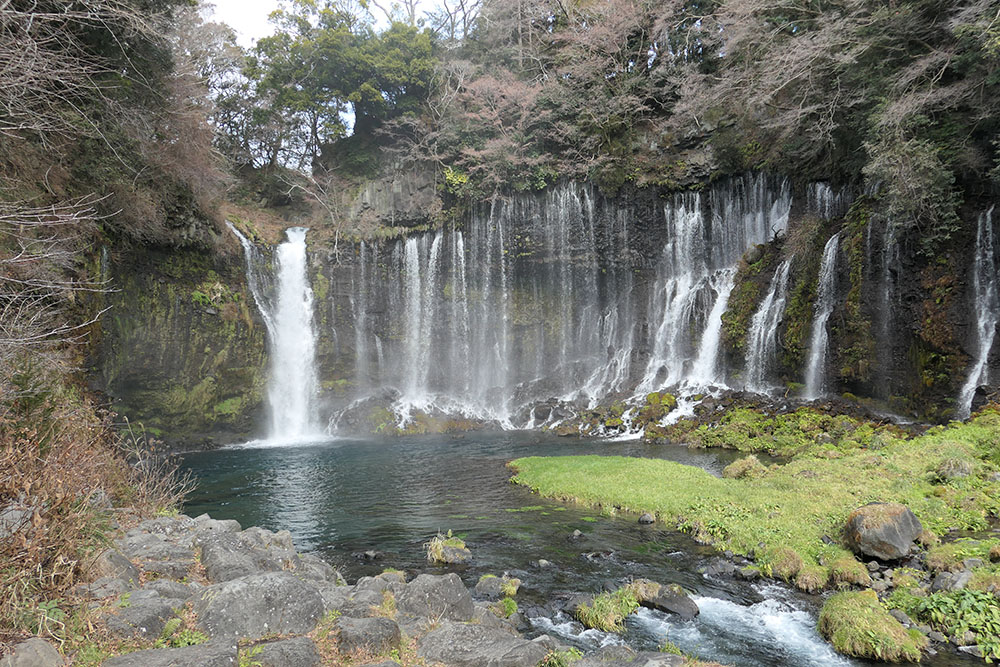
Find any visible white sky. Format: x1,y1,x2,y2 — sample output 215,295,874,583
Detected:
209,0,280,47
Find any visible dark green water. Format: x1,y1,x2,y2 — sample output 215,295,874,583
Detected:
181,432,970,667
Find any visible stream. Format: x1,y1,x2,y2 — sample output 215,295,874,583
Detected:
181,432,971,666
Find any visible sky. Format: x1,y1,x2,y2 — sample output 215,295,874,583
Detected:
209,0,280,46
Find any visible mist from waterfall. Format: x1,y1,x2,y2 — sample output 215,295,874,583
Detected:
803,233,840,400
958,208,999,418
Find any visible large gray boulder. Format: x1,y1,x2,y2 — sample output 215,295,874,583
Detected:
105,596,181,639
417,622,550,667
253,637,322,667
845,503,923,560
198,532,295,583
319,586,383,617
0,638,63,667
396,573,474,622
84,549,140,586
191,572,324,640
337,617,402,654
102,640,237,667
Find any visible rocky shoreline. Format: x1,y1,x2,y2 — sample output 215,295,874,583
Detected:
2,513,697,667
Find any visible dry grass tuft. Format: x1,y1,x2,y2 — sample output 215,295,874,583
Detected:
0,399,191,649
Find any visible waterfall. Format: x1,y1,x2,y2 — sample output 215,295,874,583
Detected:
229,224,321,442
745,259,792,392
324,176,795,429
806,183,853,220
958,208,999,418
877,220,900,397
638,193,709,391
688,268,737,385
803,233,841,400
638,174,792,393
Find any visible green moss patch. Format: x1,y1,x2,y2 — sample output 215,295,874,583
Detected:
574,587,640,632
664,406,901,456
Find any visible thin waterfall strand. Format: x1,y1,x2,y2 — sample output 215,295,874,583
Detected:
958,208,999,418
745,259,792,392
803,233,840,399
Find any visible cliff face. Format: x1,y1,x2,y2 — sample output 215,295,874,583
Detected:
91,168,995,445
94,244,268,448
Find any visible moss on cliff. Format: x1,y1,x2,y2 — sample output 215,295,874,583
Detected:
721,243,781,354
833,199,875,387
96,246,267,447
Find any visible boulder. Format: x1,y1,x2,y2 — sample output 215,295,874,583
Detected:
577,653,684,667
254,637,322,667
105,597,180,639
475,575,504,599
638,513,655,525
78,576,135,599
0,502,32,542
116,531,193,563
198,532,297,583
640,584,699,620
417,622,549,667
931,570,972,592
577,652,684,667
297,553,345,583
141,560,195,580
191,572,324,639
144,579,195,601
440,544,472,563
337,617,402,654
102,640,238,667
395,573,474,622
84,549,140,585
321,586,383,617
0,638,63,667
845,503,923,560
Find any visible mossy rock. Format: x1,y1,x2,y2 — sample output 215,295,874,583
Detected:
819,591,927,662
722,454,768,480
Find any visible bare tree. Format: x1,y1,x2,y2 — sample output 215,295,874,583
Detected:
0,1,159,142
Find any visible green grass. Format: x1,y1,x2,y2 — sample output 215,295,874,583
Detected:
819,591,928,662
574,587,640,632
424,530,467,563
510,409,1000,584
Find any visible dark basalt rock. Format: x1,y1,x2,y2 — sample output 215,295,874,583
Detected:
0,638,64,667
845,502,923,560
417,622,550,667
102,641,238,667
640,584,700,620
396,573,475,622
253,637,322,667
337,617,402,654
192,572,325,640
106,596,183,639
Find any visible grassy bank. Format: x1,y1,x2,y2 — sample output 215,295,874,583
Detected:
511,408,1000,582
